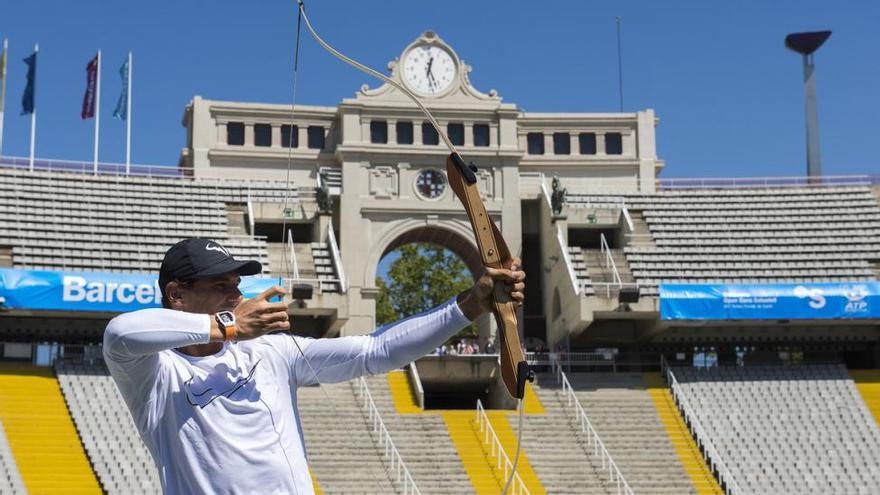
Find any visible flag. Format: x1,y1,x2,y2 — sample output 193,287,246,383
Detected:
21,52,36,115
0,44,7,113
112,57,128,120
81,54,99,119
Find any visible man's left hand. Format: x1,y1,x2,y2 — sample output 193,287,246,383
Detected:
457,257,525,321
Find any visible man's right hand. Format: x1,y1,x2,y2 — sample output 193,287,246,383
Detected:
232,286,290,340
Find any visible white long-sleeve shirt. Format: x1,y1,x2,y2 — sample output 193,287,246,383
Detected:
103,297,471,495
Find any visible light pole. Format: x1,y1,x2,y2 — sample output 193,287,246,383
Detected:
785,30,831,179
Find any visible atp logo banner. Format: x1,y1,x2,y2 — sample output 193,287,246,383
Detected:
0,268,281,313
659,282,880,320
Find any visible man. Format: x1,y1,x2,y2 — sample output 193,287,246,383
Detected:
104,238,525,494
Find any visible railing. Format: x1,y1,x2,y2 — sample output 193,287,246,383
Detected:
553,361,635,495
407,362,425,410
355,377,421,495
657,174,879,190
556,225,581,296
327,222,347,293
599,232,623,287
621,204,634,232
287,229,300,279
527,352,617,371
1,155,184,177
280,277,342,294
565,195,627,208
663,357,743,495
474,400,530,495
537,172,553,212
246,191,255,236
591,281,641,299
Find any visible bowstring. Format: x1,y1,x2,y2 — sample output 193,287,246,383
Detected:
282,4,388,491
294,1,525,492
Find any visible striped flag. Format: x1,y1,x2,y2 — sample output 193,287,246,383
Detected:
112,57,128,120
21,51,36,115
81,53,99,119
0,42,7,114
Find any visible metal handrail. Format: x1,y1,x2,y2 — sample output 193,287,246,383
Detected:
599,233,623,295
326,222,347,293
287,229,300,279
538,173,553,212
621,204,634,232
355,377,421,495
557,224,581,295
407,362,425,410
1,155,183,177
657,174,879,190
474,400,530,495
246,191,255,237
279,276,342,294
663,358,743,495
552,361,635,495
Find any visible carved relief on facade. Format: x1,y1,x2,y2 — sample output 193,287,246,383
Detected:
476,168,494,200
369,165,398,198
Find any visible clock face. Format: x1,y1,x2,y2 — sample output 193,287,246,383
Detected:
402,45,456,96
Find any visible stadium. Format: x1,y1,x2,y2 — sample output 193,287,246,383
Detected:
1,15,879,495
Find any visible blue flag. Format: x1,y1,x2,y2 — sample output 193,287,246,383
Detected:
21,52,36,115
112,57,128,120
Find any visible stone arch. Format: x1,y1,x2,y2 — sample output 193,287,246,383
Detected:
362,219,480,290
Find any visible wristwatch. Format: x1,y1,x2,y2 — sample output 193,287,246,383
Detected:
215,311,238,341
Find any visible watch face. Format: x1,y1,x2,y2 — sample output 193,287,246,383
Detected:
416,169,447,199
217,312,235,326
403,45,456,96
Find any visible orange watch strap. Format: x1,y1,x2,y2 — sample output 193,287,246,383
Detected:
225,324,237,342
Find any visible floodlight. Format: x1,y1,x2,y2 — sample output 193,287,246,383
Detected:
785,31,831,56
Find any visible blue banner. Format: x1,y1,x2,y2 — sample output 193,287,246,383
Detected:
660,283,880,320
0,268,281,313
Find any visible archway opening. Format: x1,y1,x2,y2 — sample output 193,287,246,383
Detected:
375,226,484,355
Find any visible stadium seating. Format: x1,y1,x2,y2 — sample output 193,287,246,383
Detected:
672,364,880,494
0,362,102,494
55,360,161,495
0,169,291,274
0,421,26,495
565,186,880,293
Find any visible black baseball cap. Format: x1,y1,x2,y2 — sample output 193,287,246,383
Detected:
158,238,262,298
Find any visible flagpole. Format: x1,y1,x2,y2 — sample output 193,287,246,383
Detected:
0,38,8,160
125,51,132,174
93,50,101,175
29,43,37,172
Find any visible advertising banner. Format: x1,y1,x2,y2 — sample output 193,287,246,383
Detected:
0,268,280,313
660,282,880,320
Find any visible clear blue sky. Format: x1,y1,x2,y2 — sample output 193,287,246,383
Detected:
2,1,878,178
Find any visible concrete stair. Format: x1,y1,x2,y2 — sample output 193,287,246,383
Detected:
298,381,397,494
364,374,475,494
525,374,627,494
559,372,697,494
643,373,723,495
266,242,318,279
627,210,656,248
225,204,248,236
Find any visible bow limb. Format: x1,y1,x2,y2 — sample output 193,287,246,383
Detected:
446,154,530,400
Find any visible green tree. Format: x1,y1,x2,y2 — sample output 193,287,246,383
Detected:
376,243,477,341
374,277,397,325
